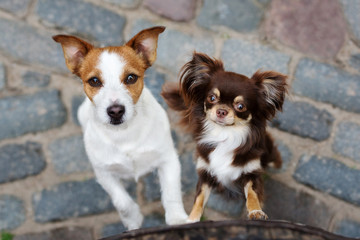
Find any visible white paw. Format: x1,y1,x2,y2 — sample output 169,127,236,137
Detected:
247,210,268,220
120,205,144,230
186,218,199,224
165,210,188,225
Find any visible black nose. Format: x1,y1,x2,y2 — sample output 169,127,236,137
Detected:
107,104,125,121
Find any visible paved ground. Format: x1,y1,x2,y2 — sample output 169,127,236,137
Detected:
0,0,360,239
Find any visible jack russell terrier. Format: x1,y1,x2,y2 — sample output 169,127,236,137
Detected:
53,26,188,230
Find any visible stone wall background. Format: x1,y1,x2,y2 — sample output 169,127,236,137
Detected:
0,0,359,239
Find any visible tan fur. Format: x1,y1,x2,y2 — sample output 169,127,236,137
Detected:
188,184,211,222
245,181,268,220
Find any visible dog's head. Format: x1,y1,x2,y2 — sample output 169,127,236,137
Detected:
53,27,165,125
179,52,287,127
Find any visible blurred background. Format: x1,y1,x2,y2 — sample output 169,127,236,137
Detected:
0,0,359,239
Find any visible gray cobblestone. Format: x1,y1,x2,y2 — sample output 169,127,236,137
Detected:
293,58,360,113
333,122,360,163
144,68,166,108
14,227,94,240
340,0,360,42
132,19,215,74
143,171,160,202
36,0,126,46
72,95,85,126
0,195,25,231
197,0,264,33
103,0,141,9
101,222,126,238
0,18,66,71
268,140,292,173
264,0,346,59
350,53,360,70
143,151,197,203
293,155,360,206
142,213,165,228
221,39,290,77
144,0,196,22
264,178,331,229
22,71,50,88
33,179,115,222
207,192,244,217
334,219,360,238
0,62,5,90
271,101,334,141
101,213,165,237
0,0,32,17
48,135,91,175
0,142,46,184
180,151,197,193
0,90,67,140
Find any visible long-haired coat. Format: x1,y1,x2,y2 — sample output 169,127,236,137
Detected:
162,52,287,221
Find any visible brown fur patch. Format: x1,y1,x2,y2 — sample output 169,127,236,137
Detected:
110,46,147,103
52,35,93,76
126,26,165,67
78,48,103,101
54,27,165,103
78,46,148,103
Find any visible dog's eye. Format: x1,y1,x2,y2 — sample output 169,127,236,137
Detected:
88,77,102,87
125,74,138,85
208,95,217,103
235,103,247,112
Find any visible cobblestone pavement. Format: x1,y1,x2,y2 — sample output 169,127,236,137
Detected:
0,0,359,239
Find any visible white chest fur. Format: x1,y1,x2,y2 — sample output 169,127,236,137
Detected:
197,120,261,186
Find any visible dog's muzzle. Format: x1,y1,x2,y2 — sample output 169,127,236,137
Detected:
107,104,125,125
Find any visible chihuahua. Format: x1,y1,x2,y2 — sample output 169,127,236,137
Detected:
162,52,287,222
53,27,187,230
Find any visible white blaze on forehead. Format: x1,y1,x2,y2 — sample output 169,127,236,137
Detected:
97,51,126,88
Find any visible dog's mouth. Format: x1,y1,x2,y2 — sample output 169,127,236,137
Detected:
210,117,234,126
214,118,234,126
109,118,124,125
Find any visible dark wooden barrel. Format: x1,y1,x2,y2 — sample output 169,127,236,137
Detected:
100,220,355,240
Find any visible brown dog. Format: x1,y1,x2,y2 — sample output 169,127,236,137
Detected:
162,52,287,222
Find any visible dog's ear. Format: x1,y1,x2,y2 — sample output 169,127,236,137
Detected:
180,52,224,106
252,70,288,119
126,26,165,67
53,35,93,76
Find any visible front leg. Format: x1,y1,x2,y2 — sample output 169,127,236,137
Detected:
94,168,143,230
157,154,188,225
187,182,211,223
244,180,268,220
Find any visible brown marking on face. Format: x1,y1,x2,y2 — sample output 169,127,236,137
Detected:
78,46,148,103
78,48,103,101
188,184,211,222
54,27,165,103
112,46,147,103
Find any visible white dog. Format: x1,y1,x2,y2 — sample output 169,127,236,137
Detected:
53,27,188,230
